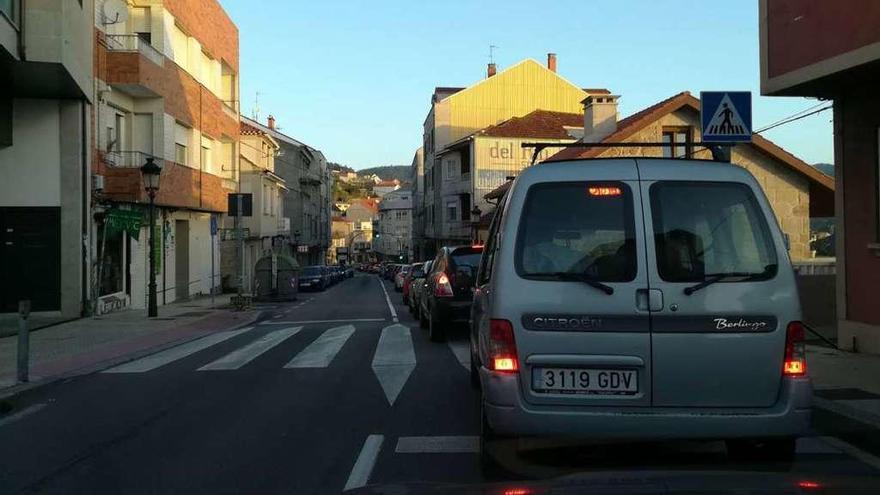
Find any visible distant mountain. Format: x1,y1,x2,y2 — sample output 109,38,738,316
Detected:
813,163,834,177
357,165,410,183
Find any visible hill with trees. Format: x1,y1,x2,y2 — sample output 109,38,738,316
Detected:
357,165,409,182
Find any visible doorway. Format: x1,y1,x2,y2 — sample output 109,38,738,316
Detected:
175,220,189,301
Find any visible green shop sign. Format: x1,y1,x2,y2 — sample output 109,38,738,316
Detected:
105,208,144,240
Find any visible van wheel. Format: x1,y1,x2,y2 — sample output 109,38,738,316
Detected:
726,438,796,462
428,308,445,342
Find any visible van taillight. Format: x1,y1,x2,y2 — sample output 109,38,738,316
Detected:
783,321,807,376
488,319,518,373
434,272,454,297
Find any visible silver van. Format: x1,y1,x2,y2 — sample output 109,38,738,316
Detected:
470,158,811,464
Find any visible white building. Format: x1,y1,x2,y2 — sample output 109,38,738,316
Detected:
373,179,401,197
374,189,412,262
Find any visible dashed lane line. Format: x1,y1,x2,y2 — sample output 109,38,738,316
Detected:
343,434,384,491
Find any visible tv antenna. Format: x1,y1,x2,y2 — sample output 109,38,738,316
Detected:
251,92,261,121
488,45,499,65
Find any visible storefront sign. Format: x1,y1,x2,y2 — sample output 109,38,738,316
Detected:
106,209,143,240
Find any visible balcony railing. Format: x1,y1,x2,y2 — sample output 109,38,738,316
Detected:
104,150,159,168
105,34,165,67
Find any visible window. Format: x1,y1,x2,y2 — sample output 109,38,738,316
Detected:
171,23,189,69
263,184,270,214
174,122,190,165
446,200,458,221
662,127,692,158
515,182,637,282
445,158,457,180
460,149,471,175
113,113,124,152
650,181,777,282
460,193,471,221
131,7,151,45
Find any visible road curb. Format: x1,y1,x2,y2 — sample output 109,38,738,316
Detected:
813,395,880,431
0,309,264,402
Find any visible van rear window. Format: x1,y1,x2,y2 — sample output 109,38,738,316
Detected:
650,181,777,282
515,182,637,282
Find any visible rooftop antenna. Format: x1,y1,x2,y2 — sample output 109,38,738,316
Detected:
489,44,499,65
251,91,261,121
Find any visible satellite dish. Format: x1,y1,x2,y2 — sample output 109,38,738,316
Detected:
102,0,129,25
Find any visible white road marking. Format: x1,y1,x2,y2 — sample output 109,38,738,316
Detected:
447,339,470,371
102,327,253,373
343,434,384,491
198,327,302,371
259,318,384,325
819,436,880,470
0,403,48,428
395,436,479,454
371,324,416,405
285,325,355,368
378,277,399,323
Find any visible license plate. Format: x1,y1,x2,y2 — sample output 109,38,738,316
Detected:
532,368,638,395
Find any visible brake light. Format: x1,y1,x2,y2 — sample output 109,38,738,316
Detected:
434,272,454,297
588,186,622,197
488,319,518,373
784,321,807,376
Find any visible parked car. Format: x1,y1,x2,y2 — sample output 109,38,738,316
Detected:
410,260,432,320
299,265,327,291
345,267,355,278
470,158,809,469
404,262,426,307
394,264,411,291
420,245,483,342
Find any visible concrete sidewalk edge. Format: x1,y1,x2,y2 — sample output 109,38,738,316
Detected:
0,310,264,401
813,395,880,431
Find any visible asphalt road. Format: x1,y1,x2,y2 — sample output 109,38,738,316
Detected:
1,273,880,494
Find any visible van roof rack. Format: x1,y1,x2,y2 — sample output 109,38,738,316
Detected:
521,141,733,166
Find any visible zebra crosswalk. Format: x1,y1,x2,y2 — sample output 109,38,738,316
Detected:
100,322,471,405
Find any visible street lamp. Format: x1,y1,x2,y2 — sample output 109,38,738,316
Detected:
140,157,162,317
470,205,482,244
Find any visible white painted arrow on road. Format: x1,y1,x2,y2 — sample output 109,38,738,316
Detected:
371,324,416,406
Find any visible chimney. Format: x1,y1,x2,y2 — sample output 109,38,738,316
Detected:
487,63,497,77
267,115,276,130
582,94,620,142
547,53,557,73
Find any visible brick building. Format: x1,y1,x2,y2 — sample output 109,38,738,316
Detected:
760,0,880,353
91,0,239,312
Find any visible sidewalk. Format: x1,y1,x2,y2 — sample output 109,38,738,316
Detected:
809,344,880,428
0,294,262,396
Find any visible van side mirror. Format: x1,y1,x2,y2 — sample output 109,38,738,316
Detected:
784,233,791,251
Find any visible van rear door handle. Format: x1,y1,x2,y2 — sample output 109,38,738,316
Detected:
648,289,664,311
636,289,664,312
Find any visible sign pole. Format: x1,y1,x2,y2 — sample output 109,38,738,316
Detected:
210,215,216,308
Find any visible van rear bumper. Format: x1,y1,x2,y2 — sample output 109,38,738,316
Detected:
481,368,811,440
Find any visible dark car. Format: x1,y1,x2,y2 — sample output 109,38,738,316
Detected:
419,245,483,342
299,265,327,291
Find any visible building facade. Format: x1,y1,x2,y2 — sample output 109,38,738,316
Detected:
374,189,412,262
416,55,602,257
91,0,239,313
218,120,288,292
373,179,401,197
1,0,94,316
760,0,880,353
243,116,331,267
409,148,425,260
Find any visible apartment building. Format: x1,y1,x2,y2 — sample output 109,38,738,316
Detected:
374,189,412,262
243,116,331,267
409,148,425,260
1,0,94,317
416,54,601,257
92,0,239,312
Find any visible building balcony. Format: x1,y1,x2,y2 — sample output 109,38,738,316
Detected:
100,152,233,213
104,34,165,97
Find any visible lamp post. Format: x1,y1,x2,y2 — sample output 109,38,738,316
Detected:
470,205,482,244
140,157,162,318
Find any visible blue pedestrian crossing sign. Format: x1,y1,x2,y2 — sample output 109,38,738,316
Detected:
700,91,752,142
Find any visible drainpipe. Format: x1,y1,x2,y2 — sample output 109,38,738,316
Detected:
81,101,89,316
17,0,26,61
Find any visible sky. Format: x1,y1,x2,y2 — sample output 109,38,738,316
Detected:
222,0,834,169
